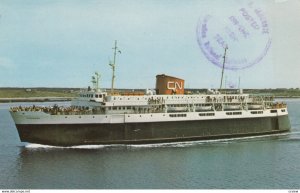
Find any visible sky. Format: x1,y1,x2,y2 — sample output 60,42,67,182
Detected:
0,0,300,89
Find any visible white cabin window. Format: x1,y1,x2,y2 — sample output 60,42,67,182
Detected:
199,113,215,116
169,114,187,117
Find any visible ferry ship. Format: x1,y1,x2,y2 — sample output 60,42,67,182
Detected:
9,42,291,146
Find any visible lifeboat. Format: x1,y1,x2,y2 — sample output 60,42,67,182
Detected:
167,105,188,112
248,104,263,110
195,105,212,112
223,105,241,111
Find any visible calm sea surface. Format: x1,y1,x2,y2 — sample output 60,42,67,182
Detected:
0,99,300,189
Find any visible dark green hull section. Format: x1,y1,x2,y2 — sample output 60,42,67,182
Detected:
15,115,291,146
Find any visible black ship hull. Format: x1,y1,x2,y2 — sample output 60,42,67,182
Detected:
15,115,291,146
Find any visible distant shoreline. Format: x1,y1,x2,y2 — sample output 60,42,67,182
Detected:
275,96,300,99
1,87,300,103
1,96,300,103
0,97,74,103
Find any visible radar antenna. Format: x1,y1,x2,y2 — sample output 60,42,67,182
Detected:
219,46,228,91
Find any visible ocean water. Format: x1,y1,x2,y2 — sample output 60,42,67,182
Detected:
0,99,300,189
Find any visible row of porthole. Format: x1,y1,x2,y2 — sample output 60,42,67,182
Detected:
127,114,167,118
113,96,206,101
63,112,222,119
64,116,109,119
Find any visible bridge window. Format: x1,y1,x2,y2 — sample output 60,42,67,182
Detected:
270,110,277,113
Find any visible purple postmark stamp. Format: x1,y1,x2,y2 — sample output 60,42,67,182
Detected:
196,2,271,70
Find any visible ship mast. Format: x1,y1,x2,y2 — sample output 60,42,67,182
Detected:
91,72,100,92
219,46,228,91
109,40,121,95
